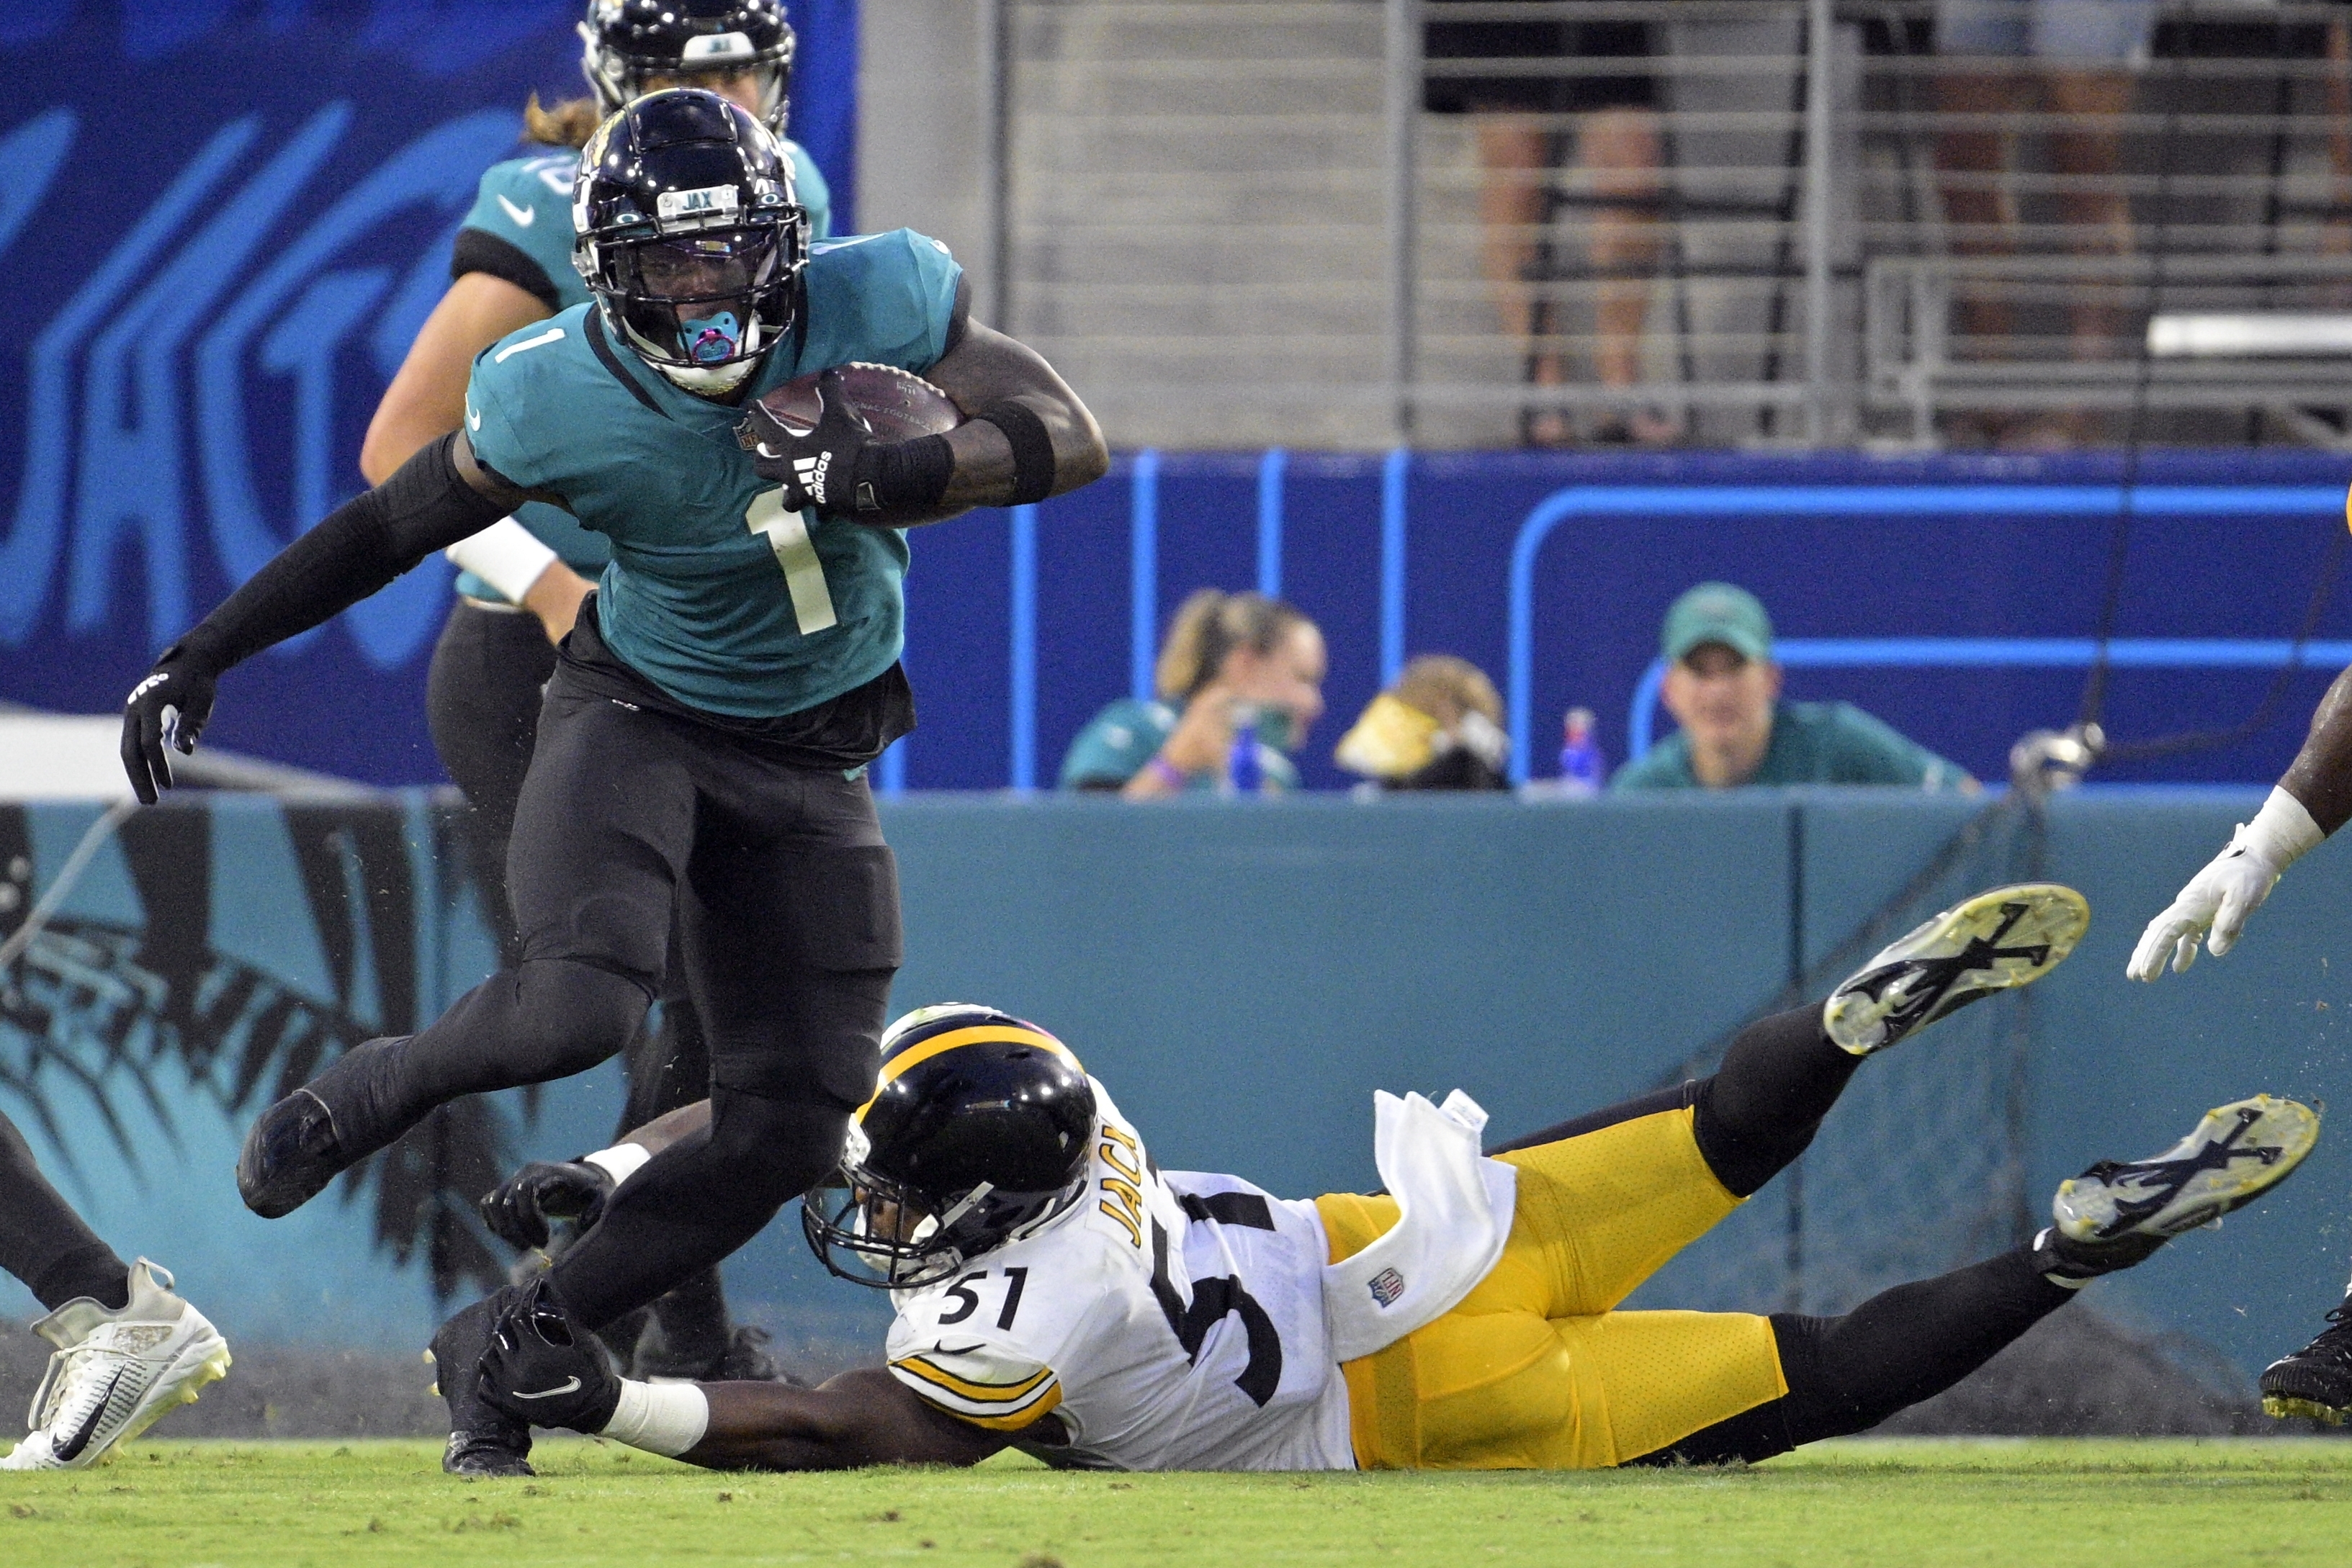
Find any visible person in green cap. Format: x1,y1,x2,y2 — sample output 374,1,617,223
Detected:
1611,582,1974,793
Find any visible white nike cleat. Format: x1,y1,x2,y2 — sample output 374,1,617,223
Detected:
2052,1094,2320,1247
1823,883,2090,1057
0,1259,230,1470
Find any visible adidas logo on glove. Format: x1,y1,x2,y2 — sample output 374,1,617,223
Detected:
794,452,832,505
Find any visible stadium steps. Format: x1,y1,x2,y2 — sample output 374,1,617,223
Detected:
1005,0,1417,448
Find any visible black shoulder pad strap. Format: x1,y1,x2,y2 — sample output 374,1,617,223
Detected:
583,307,672,420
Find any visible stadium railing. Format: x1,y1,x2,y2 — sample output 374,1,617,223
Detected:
984,0,2352,451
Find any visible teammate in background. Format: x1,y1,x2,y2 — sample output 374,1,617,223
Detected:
1059,590,1327,796
0,1113,228,1469
120,89,1106,1476
468,887,2315,1473
364,0,831,1388
2129,646,2352,1424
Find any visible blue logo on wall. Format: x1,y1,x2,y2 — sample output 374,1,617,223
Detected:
0,103,516,670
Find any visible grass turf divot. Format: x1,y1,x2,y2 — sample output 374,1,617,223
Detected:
0,1438,2348,1567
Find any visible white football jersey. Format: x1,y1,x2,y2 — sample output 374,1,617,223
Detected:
884,1081,1355,1472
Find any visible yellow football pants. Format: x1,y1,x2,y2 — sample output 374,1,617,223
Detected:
1316,1101,1785,1470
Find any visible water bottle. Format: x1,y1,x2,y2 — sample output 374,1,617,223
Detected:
1228,705,1264,796
1557,707,1603,796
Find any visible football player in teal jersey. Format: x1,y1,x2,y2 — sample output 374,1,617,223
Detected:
121,88,1107,1476
362,0,835,1384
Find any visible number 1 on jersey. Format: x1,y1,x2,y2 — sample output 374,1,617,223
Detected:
745,488,838,634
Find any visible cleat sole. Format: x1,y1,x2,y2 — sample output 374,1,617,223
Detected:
2055,1095,2320,1243
1825,883,2089,1056
2263,1393,2348,1425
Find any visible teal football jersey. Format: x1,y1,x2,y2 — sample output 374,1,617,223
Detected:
449,140,834,604
462,229,964,720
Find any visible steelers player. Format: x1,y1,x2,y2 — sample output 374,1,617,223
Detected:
468,885,2317,1472
2129,641,2352,1423
120,87,1106,1474
365,0,834,1387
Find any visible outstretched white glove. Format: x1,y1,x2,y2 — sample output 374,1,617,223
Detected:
2127,787,2323,981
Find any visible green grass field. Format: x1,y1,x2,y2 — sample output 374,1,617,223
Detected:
3,1438,2349,1567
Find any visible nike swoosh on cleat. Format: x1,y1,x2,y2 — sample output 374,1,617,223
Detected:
510,1377,582,1400
52,1369,122,1462
496,194,536,227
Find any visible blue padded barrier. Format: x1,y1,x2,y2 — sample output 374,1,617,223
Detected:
7,789,2351,1384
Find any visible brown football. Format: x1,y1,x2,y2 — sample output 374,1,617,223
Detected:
753,361,964,443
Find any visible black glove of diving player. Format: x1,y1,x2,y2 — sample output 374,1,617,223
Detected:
479,1158,616,1251
120,644,220,806
479,1279,621,1433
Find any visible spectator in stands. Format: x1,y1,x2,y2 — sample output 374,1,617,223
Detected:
1612,583,1975,793
1933,0,2152,445
1334,655,1512,792
1425,2,1672,446
1059,590,1327,798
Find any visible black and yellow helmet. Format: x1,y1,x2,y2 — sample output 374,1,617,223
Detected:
802,1005,1096,1289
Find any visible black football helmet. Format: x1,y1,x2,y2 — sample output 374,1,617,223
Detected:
573,89,807,393
804,1005,1098,1290
580,0,796,132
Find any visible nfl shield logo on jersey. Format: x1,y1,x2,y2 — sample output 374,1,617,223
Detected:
1368,1268,1406,1310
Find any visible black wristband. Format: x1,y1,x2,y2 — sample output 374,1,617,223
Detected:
975,401,1056,507
855,433,954,516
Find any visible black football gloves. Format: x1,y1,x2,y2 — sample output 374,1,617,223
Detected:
480,1280,621,1434
480,1158,617,1252
120,644,220,806
737,367,952,521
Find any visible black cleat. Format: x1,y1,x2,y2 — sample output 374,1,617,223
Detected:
428,1289,533,1478
2262,1299,2352,1425
237,1038,410,1218
235,1090,348,1219
714,1325,796,1384
2029,1223,2166,1288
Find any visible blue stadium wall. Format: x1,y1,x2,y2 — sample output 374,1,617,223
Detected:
2,22,2351,792
6,790,2352,1383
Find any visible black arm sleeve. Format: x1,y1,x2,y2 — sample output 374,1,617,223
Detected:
452,228,563,314
940,274,971,360
174,433,507,675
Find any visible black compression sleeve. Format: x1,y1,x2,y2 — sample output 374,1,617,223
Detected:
941,274,972,358
176,434,506,674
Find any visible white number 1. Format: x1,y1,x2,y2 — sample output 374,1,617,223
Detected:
745,488,838,634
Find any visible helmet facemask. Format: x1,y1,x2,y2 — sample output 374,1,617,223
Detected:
598,225,801,393
802,1125,1091,1292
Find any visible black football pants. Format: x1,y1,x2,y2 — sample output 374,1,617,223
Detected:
353,644,901,1328
0,1109,130,1312
426,600,735,1359
1493,1006,2075,1466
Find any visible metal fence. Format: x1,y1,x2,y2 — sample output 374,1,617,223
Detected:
980,0,2352,450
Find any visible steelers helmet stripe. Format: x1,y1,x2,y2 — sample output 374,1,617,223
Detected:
856,1024,1080,1120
